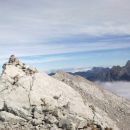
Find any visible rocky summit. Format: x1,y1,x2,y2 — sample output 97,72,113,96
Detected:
0,55,130,130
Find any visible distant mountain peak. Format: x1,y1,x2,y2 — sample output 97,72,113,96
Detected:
8,55,18,64
72,60,130,81
126,60,130,67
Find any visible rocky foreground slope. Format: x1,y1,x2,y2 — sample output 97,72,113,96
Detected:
53,72,130,130
0,55,130,130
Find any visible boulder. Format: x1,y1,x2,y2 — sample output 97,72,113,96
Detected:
0,111,26,122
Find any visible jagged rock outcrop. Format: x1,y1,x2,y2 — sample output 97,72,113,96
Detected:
2,55,38,77
70,60,130,81
0,55,128,130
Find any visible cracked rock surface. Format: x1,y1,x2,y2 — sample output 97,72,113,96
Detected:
0,55,128,130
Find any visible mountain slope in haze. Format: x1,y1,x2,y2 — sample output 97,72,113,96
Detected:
0,55,130,130
71,60,130,81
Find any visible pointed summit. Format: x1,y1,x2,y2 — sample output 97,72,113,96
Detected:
1,55,38,77
126,60,130,68
8,55,18,64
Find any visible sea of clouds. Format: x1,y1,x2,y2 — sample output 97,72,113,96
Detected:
95,81,130,100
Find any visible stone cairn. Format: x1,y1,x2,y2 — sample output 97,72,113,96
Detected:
2,55,38,76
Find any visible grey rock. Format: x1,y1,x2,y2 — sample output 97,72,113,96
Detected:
44,114,58,124
0,111,26,122
50,124,58,130
77,120,88,129
31,119,42,126
58,118,74,130
3,102,31,120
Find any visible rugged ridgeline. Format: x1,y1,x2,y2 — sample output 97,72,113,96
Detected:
71,60,130,81
53,72,130,130
0,55,129,130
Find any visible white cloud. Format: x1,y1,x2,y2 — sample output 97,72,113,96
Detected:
0,0,130,43
0,41,130,60
22,57,69,64
0,0,130,69
95,81,130,100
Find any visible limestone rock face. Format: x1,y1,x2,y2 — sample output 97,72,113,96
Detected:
53,71,130,130
0,55,126,130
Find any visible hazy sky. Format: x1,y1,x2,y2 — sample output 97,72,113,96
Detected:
0,0,130,72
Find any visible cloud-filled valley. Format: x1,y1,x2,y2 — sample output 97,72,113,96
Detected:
96,81,130,100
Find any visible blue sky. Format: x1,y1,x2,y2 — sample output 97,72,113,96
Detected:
0,0,130,72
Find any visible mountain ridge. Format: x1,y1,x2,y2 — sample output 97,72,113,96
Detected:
69,60,130,81
52,71,130,130
0,55,130,130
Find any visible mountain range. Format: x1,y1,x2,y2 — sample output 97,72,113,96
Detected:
71,60,130,81
0,55,130,130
